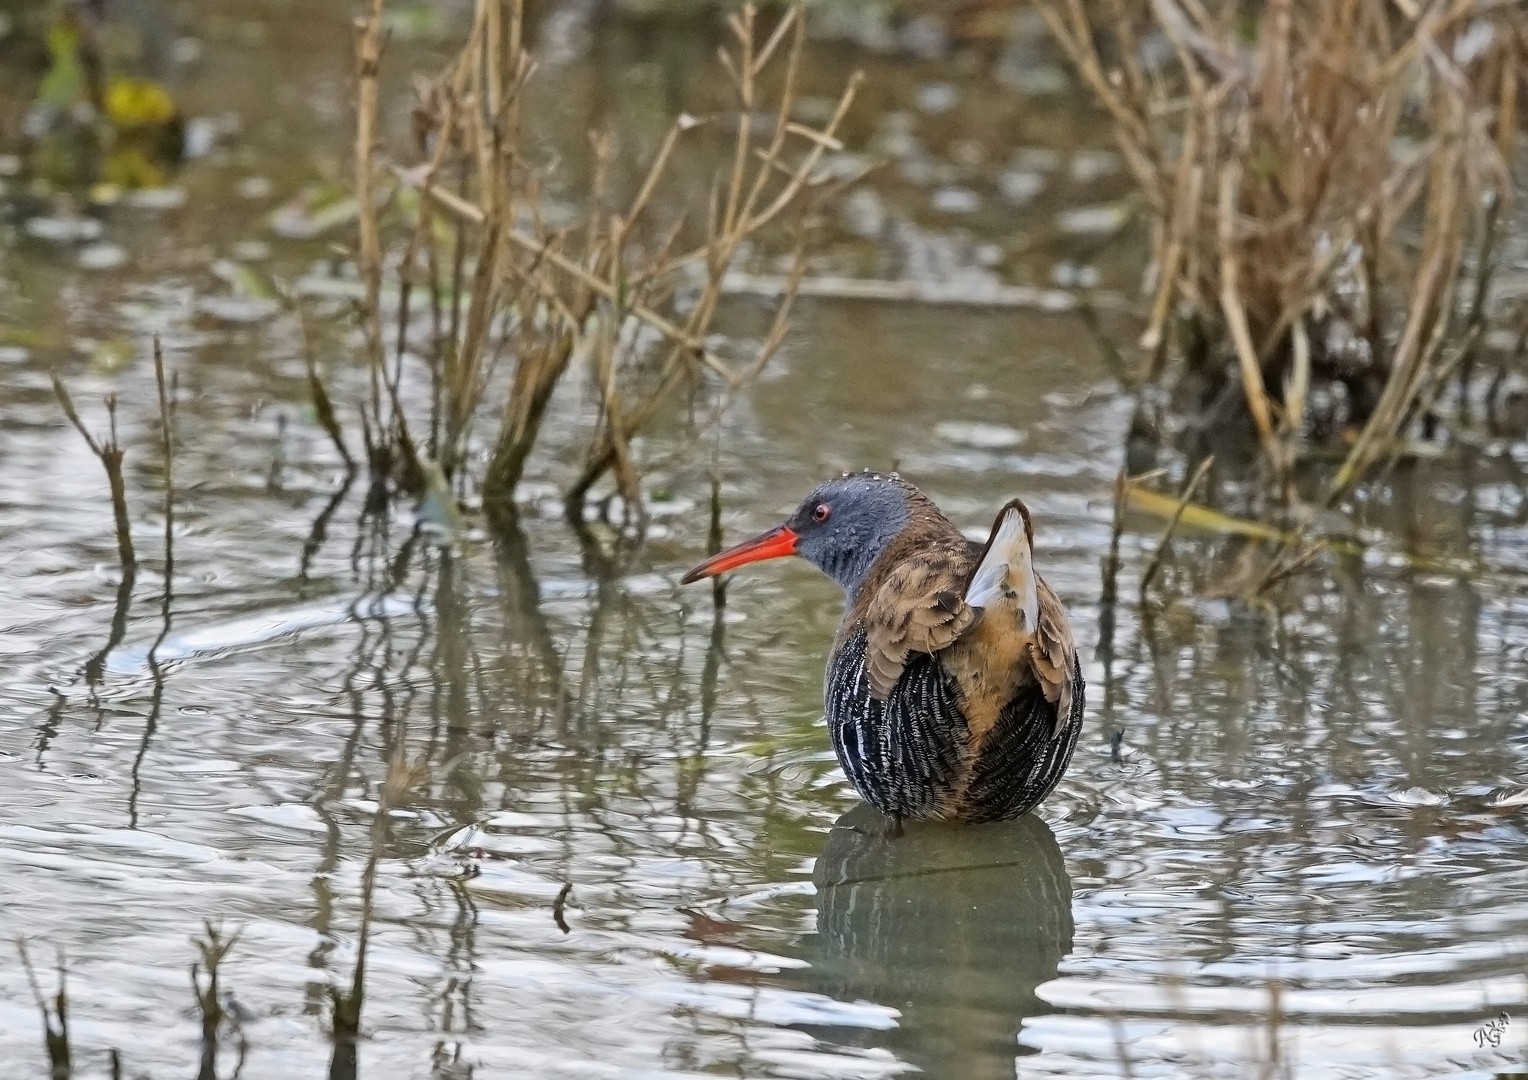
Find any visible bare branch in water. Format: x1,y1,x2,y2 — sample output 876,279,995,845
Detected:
17,939,71,1080
553,883,573,934
191,921,245,1080
51,373,135,572
153,336,175,591
1139,456,1214,603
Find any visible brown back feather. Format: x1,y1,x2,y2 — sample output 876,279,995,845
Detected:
837,484,1078,735
1030,580,1077,736
840,503,979,702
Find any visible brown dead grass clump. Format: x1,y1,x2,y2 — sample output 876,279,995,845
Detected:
343,0,859,527
1040,0,1525,499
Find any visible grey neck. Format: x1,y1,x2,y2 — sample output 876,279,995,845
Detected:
811,505,910,602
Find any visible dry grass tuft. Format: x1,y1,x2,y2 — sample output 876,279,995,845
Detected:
341,0,859,527
1040,0,1525,498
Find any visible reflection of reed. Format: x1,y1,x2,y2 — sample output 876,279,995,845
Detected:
802,806,1074,1080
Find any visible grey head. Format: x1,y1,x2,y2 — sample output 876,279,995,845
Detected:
680,472,939,598
780,472,933,596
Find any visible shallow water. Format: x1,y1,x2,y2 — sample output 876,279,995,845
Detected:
3,4,1528,1079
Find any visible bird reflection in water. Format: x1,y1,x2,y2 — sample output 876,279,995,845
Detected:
794,805,1074,1080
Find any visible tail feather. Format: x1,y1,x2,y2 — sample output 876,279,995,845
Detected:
963,499,1038,632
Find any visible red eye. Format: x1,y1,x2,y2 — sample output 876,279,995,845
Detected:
812,503,831,523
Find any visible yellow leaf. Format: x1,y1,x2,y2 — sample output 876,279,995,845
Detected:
1123,484,1293,544
105,78,178,129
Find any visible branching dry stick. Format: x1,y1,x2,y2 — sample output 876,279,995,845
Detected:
1035,0,1163,207
567,41,858,511
1139,456,1214,603
403,176,741,386
191,922,242,1080
365,0,857,520
52,374,135,571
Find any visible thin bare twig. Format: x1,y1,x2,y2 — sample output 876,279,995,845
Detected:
52,374,135,571
1140,456,1214,602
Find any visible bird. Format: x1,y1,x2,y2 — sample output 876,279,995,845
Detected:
681,472,1084,824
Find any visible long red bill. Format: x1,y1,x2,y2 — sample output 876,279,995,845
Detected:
680,524,799,584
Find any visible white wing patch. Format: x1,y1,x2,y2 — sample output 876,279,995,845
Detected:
963,503,1038,633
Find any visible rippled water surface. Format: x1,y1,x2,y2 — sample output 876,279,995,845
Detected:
3,3,1528,1078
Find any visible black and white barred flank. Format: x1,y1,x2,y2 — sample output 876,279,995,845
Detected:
825,628,1086,823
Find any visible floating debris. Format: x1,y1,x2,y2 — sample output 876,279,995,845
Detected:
269,187,360,239
26,216,104,243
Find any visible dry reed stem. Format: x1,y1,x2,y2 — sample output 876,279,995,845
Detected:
1333,135,1467,496
300,314,357,473
1098,468,1129,667
355,0,388,455
707,469,727,610
152,337,174,587
1217,164,1278,460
